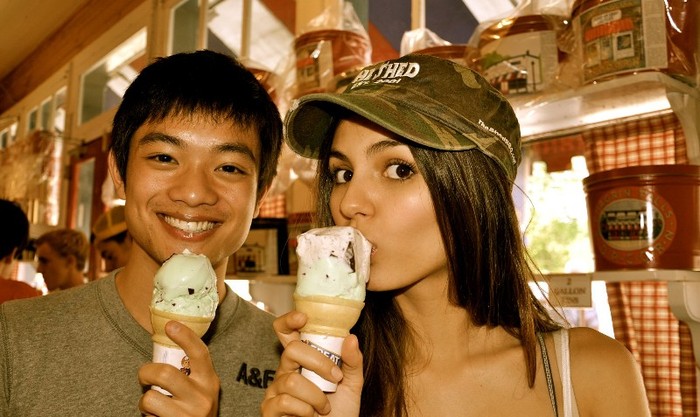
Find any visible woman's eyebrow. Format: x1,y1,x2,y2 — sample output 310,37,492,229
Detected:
365,139,401,157
329,138,401,161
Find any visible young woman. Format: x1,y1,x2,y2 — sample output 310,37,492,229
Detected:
262,54,650,417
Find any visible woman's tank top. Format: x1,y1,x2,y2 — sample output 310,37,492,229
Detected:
537,329,581,417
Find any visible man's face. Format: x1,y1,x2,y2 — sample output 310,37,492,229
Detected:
96,238,131,272
110,113,264,271
35,243,72,291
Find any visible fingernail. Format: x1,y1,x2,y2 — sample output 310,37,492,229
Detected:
331,366,343,381
167,321,182,333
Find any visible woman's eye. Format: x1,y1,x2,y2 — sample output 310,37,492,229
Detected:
333,169,353,184
386,163,414,180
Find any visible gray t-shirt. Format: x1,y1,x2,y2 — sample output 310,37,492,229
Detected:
0,271,281,416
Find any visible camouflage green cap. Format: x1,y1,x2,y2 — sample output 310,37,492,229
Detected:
284,53,521,180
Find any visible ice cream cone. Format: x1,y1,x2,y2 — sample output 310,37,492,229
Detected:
149,306,213,347
294,293,364,392
149,307,214,395
294,294,364,337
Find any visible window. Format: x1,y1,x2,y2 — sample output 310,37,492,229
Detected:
170,0,199,54
79,28,147,125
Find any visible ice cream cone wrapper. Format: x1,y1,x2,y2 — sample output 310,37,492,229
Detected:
149,306,214,395
294,294,364,392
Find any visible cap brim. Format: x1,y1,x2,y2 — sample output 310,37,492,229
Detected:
285,92,483,160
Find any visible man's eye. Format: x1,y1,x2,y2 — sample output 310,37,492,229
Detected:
220,165,243,174
152,154,173,163
333,169,353,184
386,163,414,180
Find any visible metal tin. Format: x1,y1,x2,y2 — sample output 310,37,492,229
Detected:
583,164,700,270
571,0,697,84
474,14,567,96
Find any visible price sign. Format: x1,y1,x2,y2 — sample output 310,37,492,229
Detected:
548,275,592,308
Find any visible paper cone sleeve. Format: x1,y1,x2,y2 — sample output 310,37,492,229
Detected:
149,306,214,348
293,293,364,338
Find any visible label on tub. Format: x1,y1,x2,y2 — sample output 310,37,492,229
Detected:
591,186,677,267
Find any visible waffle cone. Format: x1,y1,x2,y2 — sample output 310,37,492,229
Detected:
293,293,364,338
149,306,213,348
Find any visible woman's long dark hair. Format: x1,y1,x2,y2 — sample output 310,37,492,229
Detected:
314,115,561,417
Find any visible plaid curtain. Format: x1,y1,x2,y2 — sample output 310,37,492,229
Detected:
258,193,287,218
582,113,697,416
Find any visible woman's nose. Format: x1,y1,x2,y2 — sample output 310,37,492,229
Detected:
336,178,373,221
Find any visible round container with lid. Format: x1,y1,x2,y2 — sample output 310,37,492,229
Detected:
474,14,568,96
583,164,700,271
571,0,697,84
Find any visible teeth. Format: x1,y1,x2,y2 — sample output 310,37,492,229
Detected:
164,216,215,233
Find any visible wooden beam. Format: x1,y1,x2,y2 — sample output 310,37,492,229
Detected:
0,0,144,114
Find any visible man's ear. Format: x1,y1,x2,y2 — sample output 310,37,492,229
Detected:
108,151,126,200
253,186,271,218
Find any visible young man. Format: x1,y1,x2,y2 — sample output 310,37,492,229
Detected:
34,228,90,291
1,50,283,416
0,198,42,303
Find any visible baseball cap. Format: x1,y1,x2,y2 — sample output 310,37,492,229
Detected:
284,53,521,180
92,205,127,243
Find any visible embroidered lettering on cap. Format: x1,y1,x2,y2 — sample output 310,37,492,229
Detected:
477,119,516,166
351,62,420,89
373,62,420,80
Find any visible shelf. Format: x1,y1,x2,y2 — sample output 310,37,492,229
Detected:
545,269,700,283
225,274,296,284
547,270,700,366
511,72,700,156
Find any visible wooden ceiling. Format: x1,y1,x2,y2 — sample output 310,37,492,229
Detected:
0,0,477,114
0,0,91,81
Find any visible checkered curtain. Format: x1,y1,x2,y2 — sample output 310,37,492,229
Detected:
258,193,287,218
582,113,697,416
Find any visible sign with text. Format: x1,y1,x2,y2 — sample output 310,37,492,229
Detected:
548,275,592,308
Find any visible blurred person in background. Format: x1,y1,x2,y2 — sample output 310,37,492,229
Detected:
0,199,42,303
34,228,89,291
91,204,132,273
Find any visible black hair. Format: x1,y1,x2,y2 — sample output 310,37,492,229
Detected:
111,50,283,200
0,199,30,260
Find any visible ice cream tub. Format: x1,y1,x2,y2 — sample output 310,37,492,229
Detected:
583,164,700,270
474,14,567,96
571,0,697,85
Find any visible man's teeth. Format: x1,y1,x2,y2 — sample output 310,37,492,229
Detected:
164,216,215,233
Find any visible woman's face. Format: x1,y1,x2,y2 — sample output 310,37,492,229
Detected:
328,117,447,292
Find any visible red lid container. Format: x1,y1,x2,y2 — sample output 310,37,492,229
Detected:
583,164,700,271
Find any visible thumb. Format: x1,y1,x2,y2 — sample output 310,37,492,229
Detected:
340,334,364,393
